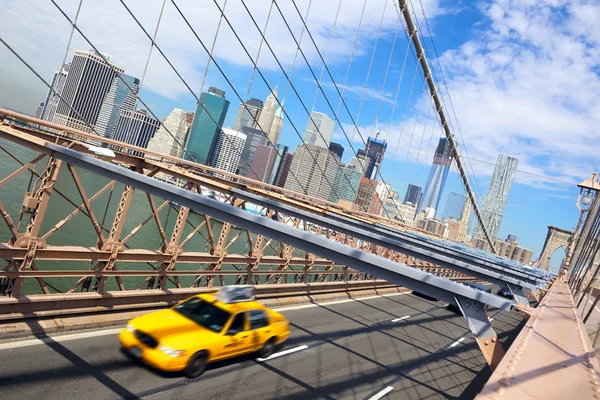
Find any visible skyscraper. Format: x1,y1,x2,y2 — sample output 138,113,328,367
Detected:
185,86,230,165
443,192,467,220
96,74,139,139
232,98,263,131
303,111,334,149
329,164,361,203
41,63,70,122
404,184,422,205
284,144,338,200
147,108,190,158
210,128,247,178
248,143,289,184
268,105,284,144
357,136,387,179
53,51,124,134
350,154,371,177
416,138,453,216
355,177,378,213
472,154,519,241
329,142,344,159
112,109,160,157
238,126,267,177
274,152,294,188
257,87,278,136
34,102,45,119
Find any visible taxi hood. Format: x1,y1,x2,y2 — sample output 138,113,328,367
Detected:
130,309,220,343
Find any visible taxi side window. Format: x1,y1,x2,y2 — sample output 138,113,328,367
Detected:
227,313,246,334
249,310,269,329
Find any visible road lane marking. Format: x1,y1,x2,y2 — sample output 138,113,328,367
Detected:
448,337,465,349
0,328,122,350
274,291,411,312
391,315,411,322
369,386,394,400
256,345,308,362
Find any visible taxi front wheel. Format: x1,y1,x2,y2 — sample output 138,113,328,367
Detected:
185,351,208,378
258,338,276,359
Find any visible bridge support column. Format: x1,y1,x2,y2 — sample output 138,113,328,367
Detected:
456,296,505,370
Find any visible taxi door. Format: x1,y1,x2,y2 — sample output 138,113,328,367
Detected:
222,312,253,358
248,309,272,351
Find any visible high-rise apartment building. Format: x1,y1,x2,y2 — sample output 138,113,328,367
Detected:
268,106,284,144
258,87,278,137
210,128,247,178
112,109,160,157
53,51,124,134
357,136,387,179
284,144,338,200
238,126,267,177
232,98,263,132
274,152,294,188
96,74,139,139
472,154,519,241
416,138,453,216
329,164,361,203
350,155,371,177
185,87,230,165
41,63,70,122
457,197,472,242
404,184,422,205
303,111,334,149
443,192,467,220
329,142,344,160
147,108,190,158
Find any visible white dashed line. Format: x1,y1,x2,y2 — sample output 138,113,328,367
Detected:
256,345,308,362
274,291,410,312
391,315,411,322
448,337,465,349
0,328,122,350
369,386,394,400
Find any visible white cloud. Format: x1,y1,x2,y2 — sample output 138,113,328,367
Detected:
436,0,600,188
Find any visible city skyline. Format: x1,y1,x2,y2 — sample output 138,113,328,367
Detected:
1,34,584,262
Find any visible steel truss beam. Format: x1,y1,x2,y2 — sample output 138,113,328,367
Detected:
46,143,515,312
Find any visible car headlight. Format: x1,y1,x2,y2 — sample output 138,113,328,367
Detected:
126,324,135,333
159,345,187,357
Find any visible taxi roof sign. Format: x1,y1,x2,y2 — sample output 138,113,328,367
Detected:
216,286,255,303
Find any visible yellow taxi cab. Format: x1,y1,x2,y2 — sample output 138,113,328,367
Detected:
119,286,290,378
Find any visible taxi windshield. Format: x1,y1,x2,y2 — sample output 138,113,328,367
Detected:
173,298,231,333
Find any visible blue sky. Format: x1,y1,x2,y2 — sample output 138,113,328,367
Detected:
1,0,598,268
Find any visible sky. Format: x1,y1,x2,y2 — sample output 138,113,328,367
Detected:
0,0,598,268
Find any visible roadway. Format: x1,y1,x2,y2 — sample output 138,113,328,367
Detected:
0,291,525,400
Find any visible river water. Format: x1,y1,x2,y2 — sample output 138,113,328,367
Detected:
0,138,297,295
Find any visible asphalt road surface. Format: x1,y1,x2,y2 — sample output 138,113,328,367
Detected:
0,291,525,400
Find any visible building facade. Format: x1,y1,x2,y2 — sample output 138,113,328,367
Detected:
404,184,422,205
238,126,267,177
52,51,124,134
185,86,230,165
146,108,190,158
274,152,294,188
41,63,70,123
210,128,247,178
303,111,334,149
357,136,387,179
416,138,453,216
472,154,519,241
112,109,160,157
232,98,263,132
248,143,289,183
258,87,278,138
268,106,284,144
284,144,338,200
96,74,139,139
443,192,467,220
329,142,344,159
355,177,378,213
329,164,361,203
